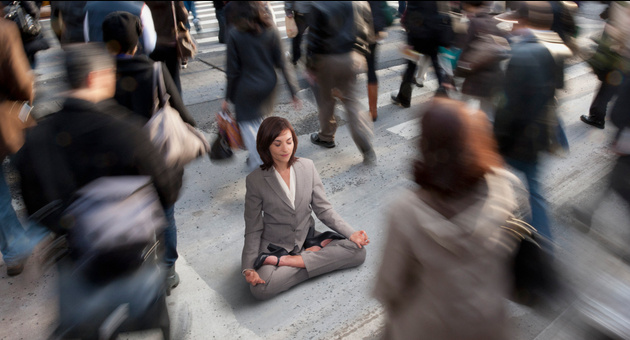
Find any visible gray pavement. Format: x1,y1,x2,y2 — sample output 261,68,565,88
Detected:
4,2,630,340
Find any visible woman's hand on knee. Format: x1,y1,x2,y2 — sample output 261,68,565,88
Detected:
244,269,265,286
350,230,370,248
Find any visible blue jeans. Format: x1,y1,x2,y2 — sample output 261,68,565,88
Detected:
0,168,48,266
163,205,178,267
506,158,553,241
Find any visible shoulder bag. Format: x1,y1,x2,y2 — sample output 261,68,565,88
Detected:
145,62,209,168
171,1,197,60
501,216,559,306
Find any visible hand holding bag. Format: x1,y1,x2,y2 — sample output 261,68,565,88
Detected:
145,63,209,168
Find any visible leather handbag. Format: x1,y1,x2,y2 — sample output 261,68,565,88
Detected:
145,62,209,168
501,216,559,306
171,2,197,60
0,100,35,158
215,109,243,150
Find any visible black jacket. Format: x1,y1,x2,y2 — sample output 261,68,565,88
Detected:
114,55,195,126
493,32,557,163
307,1,357,55
14,98,182,232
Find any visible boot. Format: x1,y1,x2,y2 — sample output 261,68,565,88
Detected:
368,83,378,121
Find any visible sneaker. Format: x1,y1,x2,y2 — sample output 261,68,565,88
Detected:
181,60,188,69
193,18,202,32
310,133,335,148
166,265,180,296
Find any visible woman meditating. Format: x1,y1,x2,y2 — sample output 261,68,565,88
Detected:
242,117,369,300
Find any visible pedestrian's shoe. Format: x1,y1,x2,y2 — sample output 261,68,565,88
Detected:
390,93,410,108
580,115,605,129
181,60,188,69
362,149,377,166
310,133,335,148
193,18,202,32
6,257,27,276
166,265,180,296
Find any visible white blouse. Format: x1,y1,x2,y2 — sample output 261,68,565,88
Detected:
274,165,296,209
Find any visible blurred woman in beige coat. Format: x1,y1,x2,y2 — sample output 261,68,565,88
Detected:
374,98,526,340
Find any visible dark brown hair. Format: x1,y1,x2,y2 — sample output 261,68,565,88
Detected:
414,98,503,196
229,1,273,35
256,117,299,171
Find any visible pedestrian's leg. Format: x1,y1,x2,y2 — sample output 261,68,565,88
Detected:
238,119,264,171
508,159,553,241
589,81,618,122
216,8,226,43
0,167,30,272
313,58,338,142
337,57,375,157
292,15,308,64
393,60,417,107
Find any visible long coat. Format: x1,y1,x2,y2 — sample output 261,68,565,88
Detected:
374,168,524,340
226,26,298,123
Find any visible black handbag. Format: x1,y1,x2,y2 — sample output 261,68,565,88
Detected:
209,131,233,161
4,1,42,42
501,216,559,306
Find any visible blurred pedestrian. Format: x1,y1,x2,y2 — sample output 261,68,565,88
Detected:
284,1,311,66
391,1,452,108
242,116,368,300
83,1,156,56
493,1,562,241
102,11,197,293
306,1,376,164
50,1,87,48
183,1,202,32
375,98,525,340
221,1,300,172
455,1,509,121
580,1,630,129
14,43,181,262
0,18,48,276
146,1,189,95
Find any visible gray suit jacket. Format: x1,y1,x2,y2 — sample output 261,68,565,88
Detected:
242,158,355,271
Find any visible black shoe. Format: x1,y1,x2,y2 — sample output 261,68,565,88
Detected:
580,115,605,129
303,231,346,249
390,93,410,108
253,247,289,270
310,133,335,148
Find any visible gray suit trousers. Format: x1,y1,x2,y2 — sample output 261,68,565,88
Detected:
250,239,366,300
312,52,374,154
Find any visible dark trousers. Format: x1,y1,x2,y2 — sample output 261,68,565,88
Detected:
394,43,442,106
291,13,309,64
589,80,619,121
150,45,182,96
366,43,378,84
